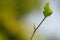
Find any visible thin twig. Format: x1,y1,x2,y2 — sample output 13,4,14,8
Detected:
30,17,46,40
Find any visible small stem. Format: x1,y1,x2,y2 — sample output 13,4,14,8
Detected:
30,17,46,40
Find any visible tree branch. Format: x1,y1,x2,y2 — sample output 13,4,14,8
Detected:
30,17,46,40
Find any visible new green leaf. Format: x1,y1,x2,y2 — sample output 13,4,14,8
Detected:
43,2,53,17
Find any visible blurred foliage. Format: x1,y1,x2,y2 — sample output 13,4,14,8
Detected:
0,0,41,40
0,32,8,40
0,0,40,16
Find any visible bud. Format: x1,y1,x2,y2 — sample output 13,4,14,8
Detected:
43,2,53,17
33,22,36,29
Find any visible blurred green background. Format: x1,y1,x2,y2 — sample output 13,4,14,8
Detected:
0,0,42,40
0,0,60,40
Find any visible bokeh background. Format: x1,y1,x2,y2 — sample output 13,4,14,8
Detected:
0,0,60,40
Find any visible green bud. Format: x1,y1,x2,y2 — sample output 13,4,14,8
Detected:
43,2,53,17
